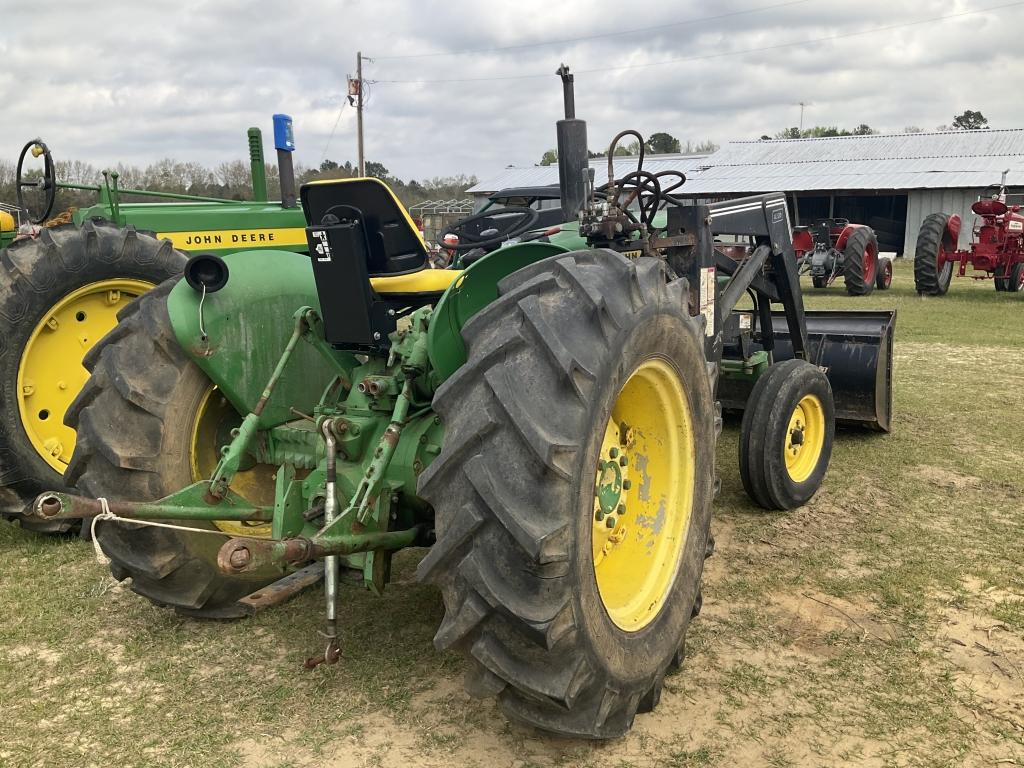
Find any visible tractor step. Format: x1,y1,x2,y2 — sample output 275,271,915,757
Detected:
235,562,325,615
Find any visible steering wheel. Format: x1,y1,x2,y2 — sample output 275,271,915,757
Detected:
438,206,540,251
982,183,1004,200
16,138,57,225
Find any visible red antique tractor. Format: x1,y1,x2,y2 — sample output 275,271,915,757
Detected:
915,175,1024,295
792,219,890,295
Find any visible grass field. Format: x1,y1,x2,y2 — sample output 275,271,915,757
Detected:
1,261,1022,768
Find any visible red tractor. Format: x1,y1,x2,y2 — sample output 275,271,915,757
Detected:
915,175,1024,294
792,219,891,295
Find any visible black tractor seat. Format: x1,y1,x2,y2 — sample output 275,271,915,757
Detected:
301,178,463,348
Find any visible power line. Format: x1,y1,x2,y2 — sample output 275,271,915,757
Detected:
320,99,348,165
371,1,1024,85
369,0,812,60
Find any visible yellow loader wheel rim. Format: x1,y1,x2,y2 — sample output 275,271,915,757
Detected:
784,394,826,483
591,358,695,632
190,386,275,537
16,278,153,472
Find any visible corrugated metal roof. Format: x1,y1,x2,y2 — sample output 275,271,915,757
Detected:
679,129,1024,194
468,153,709,195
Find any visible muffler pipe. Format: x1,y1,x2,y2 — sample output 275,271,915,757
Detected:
555,64,588,224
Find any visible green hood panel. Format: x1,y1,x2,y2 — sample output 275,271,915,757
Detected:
167,249,344,426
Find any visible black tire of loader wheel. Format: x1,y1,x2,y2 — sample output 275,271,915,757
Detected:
738,358,835,511
914,213,954,295
64,280,282,618
416,251,717,739
1010,263,1024,293
0,221,186,531
842,227,878,296
876,259,893,290
811,275,828,289
995,276,1008,291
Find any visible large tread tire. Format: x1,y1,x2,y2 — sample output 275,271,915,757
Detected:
1009,263,1024,293
914,214,954,295
842,227,878,296
0,221,186,530
64,280,280,618
417,251,716,738
739,359,835,511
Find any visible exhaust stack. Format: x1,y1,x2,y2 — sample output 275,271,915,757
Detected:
555,65,588,223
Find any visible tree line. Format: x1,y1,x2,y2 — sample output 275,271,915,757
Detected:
537,110,991,163
538,132,720,165
0,155,478,219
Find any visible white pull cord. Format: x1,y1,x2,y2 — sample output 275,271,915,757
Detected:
88,497,238,567
91,498,115,565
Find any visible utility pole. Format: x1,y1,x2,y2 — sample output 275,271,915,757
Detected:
797,101,812,132
356,51,365,176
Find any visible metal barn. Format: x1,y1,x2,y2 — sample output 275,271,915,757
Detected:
678,129,1024,256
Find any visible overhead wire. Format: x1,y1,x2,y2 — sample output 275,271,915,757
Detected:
320,99,349,165
368,1,1024,84
370,0,813,59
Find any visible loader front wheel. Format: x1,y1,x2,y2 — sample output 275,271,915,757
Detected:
739,359,835,510
915,214,954,295
842,227,878,296
64,279,281,618
0,221,186,530
418,251,716,738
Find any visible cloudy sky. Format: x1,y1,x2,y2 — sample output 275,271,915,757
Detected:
2,0,1022,183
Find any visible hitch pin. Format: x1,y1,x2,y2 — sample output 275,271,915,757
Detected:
305,419,341,669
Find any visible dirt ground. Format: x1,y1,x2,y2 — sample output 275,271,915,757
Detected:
1,265,1022,767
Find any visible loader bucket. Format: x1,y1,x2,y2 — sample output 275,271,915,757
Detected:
721,309,896,431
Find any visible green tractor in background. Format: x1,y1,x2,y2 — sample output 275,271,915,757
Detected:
28,71,896,737
0,116,309,528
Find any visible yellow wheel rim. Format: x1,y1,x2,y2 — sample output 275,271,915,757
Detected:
784,394,826,483
190,387,276,537
17,278,153,472
591,358,695,632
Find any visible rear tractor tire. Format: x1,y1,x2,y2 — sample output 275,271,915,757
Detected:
842,227,879,296
914,214,954,295
739,359,835,510
418,251,716,738
0,221,186,531
64,280,282,618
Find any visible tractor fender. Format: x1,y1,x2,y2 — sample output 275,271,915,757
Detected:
426,241,571,387
166,248,351,427
944,215,962,250
791,228,814,259
833,223,870,252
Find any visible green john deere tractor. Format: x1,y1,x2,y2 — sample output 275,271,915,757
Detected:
29,71,896,737
0,117,308,528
